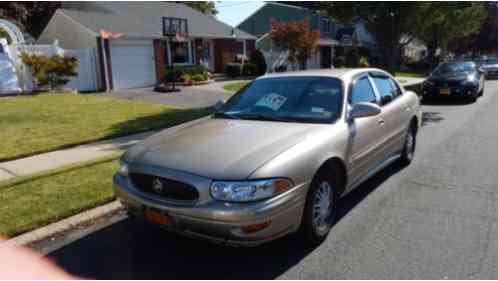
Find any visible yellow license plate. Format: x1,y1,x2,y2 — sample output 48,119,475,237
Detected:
145,209,169,225
440,88,451,95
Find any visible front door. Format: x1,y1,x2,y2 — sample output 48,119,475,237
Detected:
347,75,386,187
370,73,411,157
203,39,215,71
320,46,332,68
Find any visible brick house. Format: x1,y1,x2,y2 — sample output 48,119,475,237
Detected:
38,2,256,90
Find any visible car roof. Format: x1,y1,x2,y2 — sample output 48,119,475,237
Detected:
256,68,391,81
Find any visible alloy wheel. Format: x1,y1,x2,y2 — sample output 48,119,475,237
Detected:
312,181,334,236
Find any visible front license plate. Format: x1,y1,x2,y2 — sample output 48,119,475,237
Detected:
145,209,169,225
440,88,451,95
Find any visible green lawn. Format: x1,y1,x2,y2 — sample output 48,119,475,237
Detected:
0,93,211,162
223,81,250,92
0,156,119,237
395,71,426,78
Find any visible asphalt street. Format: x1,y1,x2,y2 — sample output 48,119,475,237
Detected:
48,81,498,279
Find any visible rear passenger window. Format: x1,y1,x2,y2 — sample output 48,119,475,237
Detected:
372,76,395,105
388,78,403,97
350,77,377,105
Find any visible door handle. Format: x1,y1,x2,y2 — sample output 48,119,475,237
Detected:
378,119,385,126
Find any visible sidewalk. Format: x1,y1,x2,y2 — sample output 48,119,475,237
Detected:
395,76,425,87
0,131,154,181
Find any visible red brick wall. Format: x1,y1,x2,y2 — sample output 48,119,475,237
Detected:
154,39,167,82
213,39,256,73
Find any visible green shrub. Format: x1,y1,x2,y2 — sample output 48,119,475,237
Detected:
164,68,183,82
180,73,192,83
225,63,242,77
333,56,346,68
249,50,267,76
164,65,208,82
191,74,206,82
21,53,78,91
242,63,257,76
359,56,370,67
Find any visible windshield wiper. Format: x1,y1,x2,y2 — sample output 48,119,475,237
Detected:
213,111,240,119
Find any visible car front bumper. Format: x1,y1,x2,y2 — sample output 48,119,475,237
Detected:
422,84,479,99
113,174,308,247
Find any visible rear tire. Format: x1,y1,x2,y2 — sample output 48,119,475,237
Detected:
398,125,416,166
467,95,478,103
300,169,339,246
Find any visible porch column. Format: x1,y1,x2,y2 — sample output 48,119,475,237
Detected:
243,40,247,59
330,45,335,68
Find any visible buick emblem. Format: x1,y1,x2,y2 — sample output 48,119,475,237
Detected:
152,179,163,194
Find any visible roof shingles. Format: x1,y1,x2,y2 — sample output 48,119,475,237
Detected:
60,2,255,40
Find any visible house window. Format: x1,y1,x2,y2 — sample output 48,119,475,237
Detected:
169,41,191,64
321,19,330,33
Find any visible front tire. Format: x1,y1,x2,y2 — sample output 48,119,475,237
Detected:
399,125,416,166
300,170,338,246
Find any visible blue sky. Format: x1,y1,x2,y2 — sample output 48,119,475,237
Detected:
215,1,265,27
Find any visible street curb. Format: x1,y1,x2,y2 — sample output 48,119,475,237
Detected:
3,201,123,247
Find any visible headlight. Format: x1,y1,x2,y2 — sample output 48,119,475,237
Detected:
118,161,129,177
464,74,478,85
210,179,293,202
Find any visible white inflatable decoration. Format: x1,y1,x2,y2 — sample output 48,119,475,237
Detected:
0,19,25,95
0,51,22,95
0,19,25,45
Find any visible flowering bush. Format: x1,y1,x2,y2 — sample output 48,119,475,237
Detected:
21,53,78,91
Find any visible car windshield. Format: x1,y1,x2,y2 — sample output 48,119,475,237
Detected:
215,76,343,124
485,59,498,65
434,62,474,75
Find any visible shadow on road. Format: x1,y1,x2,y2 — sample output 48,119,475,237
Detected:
49,165,405,280
421,98,470,106
422,112,444,126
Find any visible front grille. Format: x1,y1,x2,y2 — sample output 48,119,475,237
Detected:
130,173,199,202
434,80,462,88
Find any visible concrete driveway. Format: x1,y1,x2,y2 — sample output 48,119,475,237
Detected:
106,80,250,109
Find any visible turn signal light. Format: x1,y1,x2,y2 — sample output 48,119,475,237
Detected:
241,221,271,234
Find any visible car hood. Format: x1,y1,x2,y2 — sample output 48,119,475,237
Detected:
125,117,319,179
431,71,472,81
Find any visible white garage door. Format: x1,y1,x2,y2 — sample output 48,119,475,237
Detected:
110,40,156,89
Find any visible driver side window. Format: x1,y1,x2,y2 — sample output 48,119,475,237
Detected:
349,77,377,105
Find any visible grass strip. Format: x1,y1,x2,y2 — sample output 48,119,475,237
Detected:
0,155,121,237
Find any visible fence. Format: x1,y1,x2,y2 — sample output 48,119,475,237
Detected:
7,42,98,93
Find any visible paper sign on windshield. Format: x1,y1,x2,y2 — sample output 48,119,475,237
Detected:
255,94,287,111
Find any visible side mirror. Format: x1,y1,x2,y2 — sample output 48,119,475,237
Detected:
214,100,225,111
381,95,393,105
349,102,381,120
478,67,485,73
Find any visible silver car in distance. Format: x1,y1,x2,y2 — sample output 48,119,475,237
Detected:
114,68,422,247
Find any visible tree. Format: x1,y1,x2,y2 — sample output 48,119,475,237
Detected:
314,2,424,72
269,18,320,70
416,2,487,67
315,2,486,71
0,2,60,38
448,2,498,56
176,1,217,15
